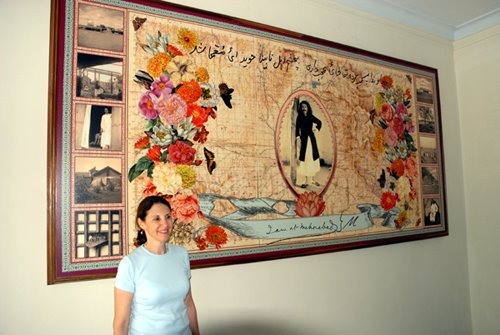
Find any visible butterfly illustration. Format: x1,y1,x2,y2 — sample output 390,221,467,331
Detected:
133,17,147,31
218,83,234,109
203,147,216,175
134,70,153,90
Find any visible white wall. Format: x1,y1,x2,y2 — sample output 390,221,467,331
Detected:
454,26,500,335
0,0,472,334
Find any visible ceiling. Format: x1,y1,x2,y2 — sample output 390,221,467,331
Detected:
333,0,500,40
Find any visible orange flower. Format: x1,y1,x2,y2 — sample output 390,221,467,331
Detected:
134,135,150,149
146,145,162,163
187,103,209,127
394,211,407,229
143,177,158,197
295,191,325,217
195,67,209,82
391,158,405,178
205,225,228,249
177,80,202,103
177,28,198,50
372,128,385,153
147,53,171,78
380,75,393,89
195,236,208,250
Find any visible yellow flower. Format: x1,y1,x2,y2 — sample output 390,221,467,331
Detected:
374,92,384,112
176,164,197,188
177,28,198,50
195,67,209,82
147,53,171,78
372,128,385,153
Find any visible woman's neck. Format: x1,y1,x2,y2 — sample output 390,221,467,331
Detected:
144,241,167,255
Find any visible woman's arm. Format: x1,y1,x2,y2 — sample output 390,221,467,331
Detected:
113,287,133,335
185,287,200,335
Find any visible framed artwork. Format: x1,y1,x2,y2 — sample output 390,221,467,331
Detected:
47,0,448,284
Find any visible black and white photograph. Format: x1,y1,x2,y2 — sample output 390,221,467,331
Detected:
77,3,124,52
74,156,123,204
423,198,442,226
74,103,122,151
421,166,440,195
276,92,336,196
418,105,436,134
419,136,438,164
76,53,123,101
74,209,123,259
415,76,434,104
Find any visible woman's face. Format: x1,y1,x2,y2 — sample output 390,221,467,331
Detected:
430,203,438,214
138,203,173,244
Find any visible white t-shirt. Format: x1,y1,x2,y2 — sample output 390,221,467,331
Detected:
115,244,192,335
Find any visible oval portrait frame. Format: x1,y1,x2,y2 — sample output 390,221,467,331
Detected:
275,90,337,197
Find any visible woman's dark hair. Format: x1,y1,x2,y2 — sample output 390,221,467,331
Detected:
134,195,171,246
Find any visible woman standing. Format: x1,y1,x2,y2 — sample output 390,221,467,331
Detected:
295,100,322,188
113,196,200,335
100,108,112,150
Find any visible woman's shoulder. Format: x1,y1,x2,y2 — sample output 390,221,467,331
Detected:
168,243,188,255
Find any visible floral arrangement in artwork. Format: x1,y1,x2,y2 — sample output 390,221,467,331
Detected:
294,191,326,217
371,75,418,228
129,28,233,249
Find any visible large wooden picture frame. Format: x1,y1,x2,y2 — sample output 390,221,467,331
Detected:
47,0,448,284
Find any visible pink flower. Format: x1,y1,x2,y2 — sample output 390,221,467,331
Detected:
139,92,158,119
154,93,187,126
151,73,174,97
396,103,407,115
390,116,405,136
405,156,418,179
405,118,415,133
383,127,399,147
381,103,394,122
295,191,325,217
171,192,200,223
168,140,196,165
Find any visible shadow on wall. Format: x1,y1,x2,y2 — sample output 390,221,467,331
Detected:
203,320,325,335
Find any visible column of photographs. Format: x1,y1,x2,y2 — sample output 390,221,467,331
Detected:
415,76,443,227
72,1,127,260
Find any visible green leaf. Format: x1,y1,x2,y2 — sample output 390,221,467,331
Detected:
128,156,154,182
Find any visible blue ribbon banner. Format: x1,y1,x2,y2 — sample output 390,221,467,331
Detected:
198,194,400,240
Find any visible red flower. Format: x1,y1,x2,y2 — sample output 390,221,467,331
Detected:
187,103,209,127
380,75,393,89
146,145,162,163
405,88,412,99
134,135,150,149
205,225,228,249
194,126,209,144
391,158,405,178
195,236,208,250
381,192,397,211
295,191,325,217
177,80,202,104
207,107,216,119
167,44,184,56
390,116,405,136
168,141,196,165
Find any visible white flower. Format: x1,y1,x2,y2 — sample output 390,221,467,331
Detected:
150,123,175,147
151,162,182,196
395,176,411,202
199,82,220,108
165,56,195,83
